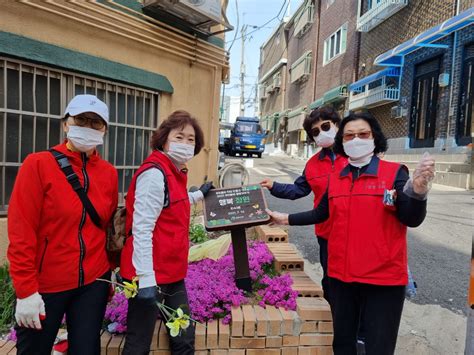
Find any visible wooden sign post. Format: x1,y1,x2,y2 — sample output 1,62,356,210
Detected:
203,185,270,292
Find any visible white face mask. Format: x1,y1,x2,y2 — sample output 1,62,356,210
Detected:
314,126,337,148
343,138,375,160
166,142,195,165
67,125,104,152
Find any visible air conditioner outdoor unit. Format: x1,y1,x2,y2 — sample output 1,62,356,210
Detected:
273,74,281,90
265,84,275,96
390,105,406,118
143,0,231,34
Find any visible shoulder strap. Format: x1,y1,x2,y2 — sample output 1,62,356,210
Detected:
136,161,170,208
49,149,102,228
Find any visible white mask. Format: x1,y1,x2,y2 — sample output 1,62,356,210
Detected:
343,138,375,160
67,125,104,152
314,126,337,148
166,142,195,165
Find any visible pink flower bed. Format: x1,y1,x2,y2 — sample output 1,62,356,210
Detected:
104,241,297,333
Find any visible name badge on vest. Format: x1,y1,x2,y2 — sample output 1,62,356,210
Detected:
383,189,397,210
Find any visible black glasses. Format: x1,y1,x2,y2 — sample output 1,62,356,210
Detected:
311,121,332,137
72,115,106,130
342,131,372,141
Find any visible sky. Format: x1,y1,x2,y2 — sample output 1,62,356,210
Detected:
224,0,304,116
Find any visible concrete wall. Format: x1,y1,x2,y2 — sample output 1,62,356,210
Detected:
259,22,288,121
260,24,288,77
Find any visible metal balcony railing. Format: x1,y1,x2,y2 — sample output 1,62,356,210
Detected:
357,0,408,32
349,85,400,110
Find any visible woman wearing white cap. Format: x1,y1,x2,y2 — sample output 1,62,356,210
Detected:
7,94,118,354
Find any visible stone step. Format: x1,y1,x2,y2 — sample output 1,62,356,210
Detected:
402,161,470,174
432,171,470,189
383,157,471,189
384,153,469,164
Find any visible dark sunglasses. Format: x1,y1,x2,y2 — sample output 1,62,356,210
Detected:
71,115,106,130
311,121,332,137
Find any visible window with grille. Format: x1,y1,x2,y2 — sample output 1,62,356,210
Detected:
0,57,160,214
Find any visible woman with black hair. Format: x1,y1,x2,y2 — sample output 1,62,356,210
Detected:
260,106,347,305
267,112,435,355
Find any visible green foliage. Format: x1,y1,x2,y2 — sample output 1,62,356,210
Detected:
0,264,15,334
189,223,209,244
252,262,279,292
189,205,209,244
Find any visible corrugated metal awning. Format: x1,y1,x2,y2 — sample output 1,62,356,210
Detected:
374,8,474,66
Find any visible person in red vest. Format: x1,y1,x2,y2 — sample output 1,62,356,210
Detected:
120,110,212,355
267,112,435,355
260,106,347,305
8,94,118,355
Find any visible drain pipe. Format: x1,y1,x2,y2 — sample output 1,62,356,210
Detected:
444,0,460,150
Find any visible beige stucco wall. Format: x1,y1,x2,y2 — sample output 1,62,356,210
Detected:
0,1,227,259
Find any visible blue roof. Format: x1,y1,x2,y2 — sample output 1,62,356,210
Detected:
374,8,474,66
348,67,400,92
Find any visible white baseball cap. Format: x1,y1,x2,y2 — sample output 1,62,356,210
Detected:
64,94,109,125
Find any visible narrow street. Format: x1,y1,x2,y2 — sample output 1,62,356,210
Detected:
226,153,473,354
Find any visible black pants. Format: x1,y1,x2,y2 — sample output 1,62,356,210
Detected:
15,271,110,355
122,279,195,355
316,236,330,304
329,277,405,355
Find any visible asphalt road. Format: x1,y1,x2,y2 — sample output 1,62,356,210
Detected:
225,153,473,316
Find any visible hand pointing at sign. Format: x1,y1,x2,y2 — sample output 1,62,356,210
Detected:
266,209,289,226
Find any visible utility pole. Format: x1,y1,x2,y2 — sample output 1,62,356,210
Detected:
239,24,247,117
253,81,259,117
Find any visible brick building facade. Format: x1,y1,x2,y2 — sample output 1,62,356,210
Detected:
257,0,473,183
313,0,359,106
284,0,319,155
348,0,473,188
258,22,288,146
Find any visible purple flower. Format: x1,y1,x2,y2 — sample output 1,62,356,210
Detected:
102,240,297,329
104,291,128,334
6,328,16,342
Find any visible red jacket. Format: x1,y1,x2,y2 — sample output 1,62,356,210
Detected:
327,158,408,285
305,150,347,239
8,142,118,298
120,151,191,284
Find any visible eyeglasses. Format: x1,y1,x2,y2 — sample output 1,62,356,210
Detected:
343,131,372,141
311,121,332,137
71,115,106,130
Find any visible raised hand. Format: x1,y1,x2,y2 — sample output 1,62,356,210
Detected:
260,179,274,190
412,153,435,195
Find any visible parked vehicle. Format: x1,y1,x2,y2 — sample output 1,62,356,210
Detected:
228,117,267,158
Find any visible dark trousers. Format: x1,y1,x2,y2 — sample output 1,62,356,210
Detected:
329,277,405,355
122,279,195,355
15,272,110,355
316,236,330,304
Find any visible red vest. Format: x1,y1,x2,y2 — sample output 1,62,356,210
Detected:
327,158,408,285
120,151,191,284
305,150,348,239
